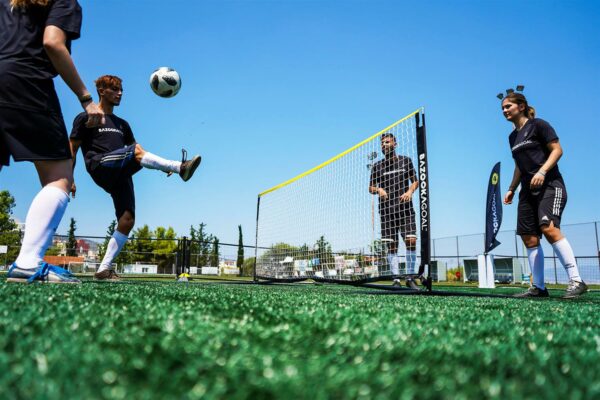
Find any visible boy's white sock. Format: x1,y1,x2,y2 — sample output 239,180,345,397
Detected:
140,152,181,174
98,230,129,273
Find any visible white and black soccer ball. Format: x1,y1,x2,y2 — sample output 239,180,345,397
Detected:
149,67,181,98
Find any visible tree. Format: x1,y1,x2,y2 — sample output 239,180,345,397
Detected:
210,237,220,267
67,218,77,256
242,257,255,277
0,190,20,265
0,190,18,233
45,245,61,256
189,223,214,267
315,235,334,268
154,226,178,273
259,242,299,263
236,225,244,275
189,224,198,259
130,225,154,264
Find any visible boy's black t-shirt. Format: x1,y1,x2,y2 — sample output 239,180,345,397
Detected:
0,0,82,111
70,112,136,172
509,118,563,190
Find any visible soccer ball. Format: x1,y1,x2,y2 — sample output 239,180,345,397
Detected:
149,67,181,98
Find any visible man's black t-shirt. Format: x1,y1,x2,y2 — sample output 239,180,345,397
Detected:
369,155,417,211
70,112,136,172
509,118,563,190
0,0,82,111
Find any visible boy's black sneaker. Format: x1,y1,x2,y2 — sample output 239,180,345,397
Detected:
179,149,201,182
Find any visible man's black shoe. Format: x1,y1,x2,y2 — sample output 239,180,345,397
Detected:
513,286,549,298
405,278,420,291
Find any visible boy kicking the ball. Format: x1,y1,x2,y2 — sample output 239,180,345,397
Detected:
70,75,201,281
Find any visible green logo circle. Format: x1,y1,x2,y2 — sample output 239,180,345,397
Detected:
491,173,499,185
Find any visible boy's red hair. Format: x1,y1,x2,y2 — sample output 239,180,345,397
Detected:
95,75,122,97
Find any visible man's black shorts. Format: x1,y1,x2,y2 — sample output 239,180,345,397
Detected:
380,206,417,244
88,144,142,219
0,106,71,166
517,179,567,236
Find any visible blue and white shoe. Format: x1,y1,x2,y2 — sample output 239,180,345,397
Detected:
6,262,81,284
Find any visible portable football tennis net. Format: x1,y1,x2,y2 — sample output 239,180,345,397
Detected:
254,108,432,289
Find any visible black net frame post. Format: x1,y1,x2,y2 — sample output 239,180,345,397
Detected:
184,237,191,275
416,109,433,291
176,236,191,276
176,237,183,276
176,238,182,276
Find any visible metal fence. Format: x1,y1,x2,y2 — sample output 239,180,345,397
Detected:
0,234,251,277
431,221,600,284
2,221,599,284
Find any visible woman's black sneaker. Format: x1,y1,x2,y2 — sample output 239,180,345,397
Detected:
563,280,588,299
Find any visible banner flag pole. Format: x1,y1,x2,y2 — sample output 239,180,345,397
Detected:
480,162,503,288
485,162,503,254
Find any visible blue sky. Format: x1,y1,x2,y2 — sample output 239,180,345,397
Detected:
1,0,599,250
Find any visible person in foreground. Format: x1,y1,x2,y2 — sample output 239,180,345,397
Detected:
70,75,201,281
369,133,419,289
2,0,103,284
502,93,587,299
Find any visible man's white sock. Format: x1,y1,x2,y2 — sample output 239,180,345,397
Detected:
527,245,545,290
140,152,181,174
98,231,129,273
15,186,69,269
406,250,417,274
551,238,582,283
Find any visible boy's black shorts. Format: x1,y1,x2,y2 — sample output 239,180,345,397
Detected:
89,144,142,219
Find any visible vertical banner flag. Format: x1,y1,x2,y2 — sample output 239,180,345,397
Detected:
485,162,503,253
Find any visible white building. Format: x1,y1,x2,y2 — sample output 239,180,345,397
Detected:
220,258,239,275
123,263,158,274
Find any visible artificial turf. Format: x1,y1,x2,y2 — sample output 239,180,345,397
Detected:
0,280,598,399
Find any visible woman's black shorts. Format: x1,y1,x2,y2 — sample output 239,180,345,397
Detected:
517,179,567,237
0,106,71,166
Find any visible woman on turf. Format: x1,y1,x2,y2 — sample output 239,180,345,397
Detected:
0,0,103,283
502,93,587,298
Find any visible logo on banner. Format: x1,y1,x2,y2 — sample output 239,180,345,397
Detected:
491,172,499,185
